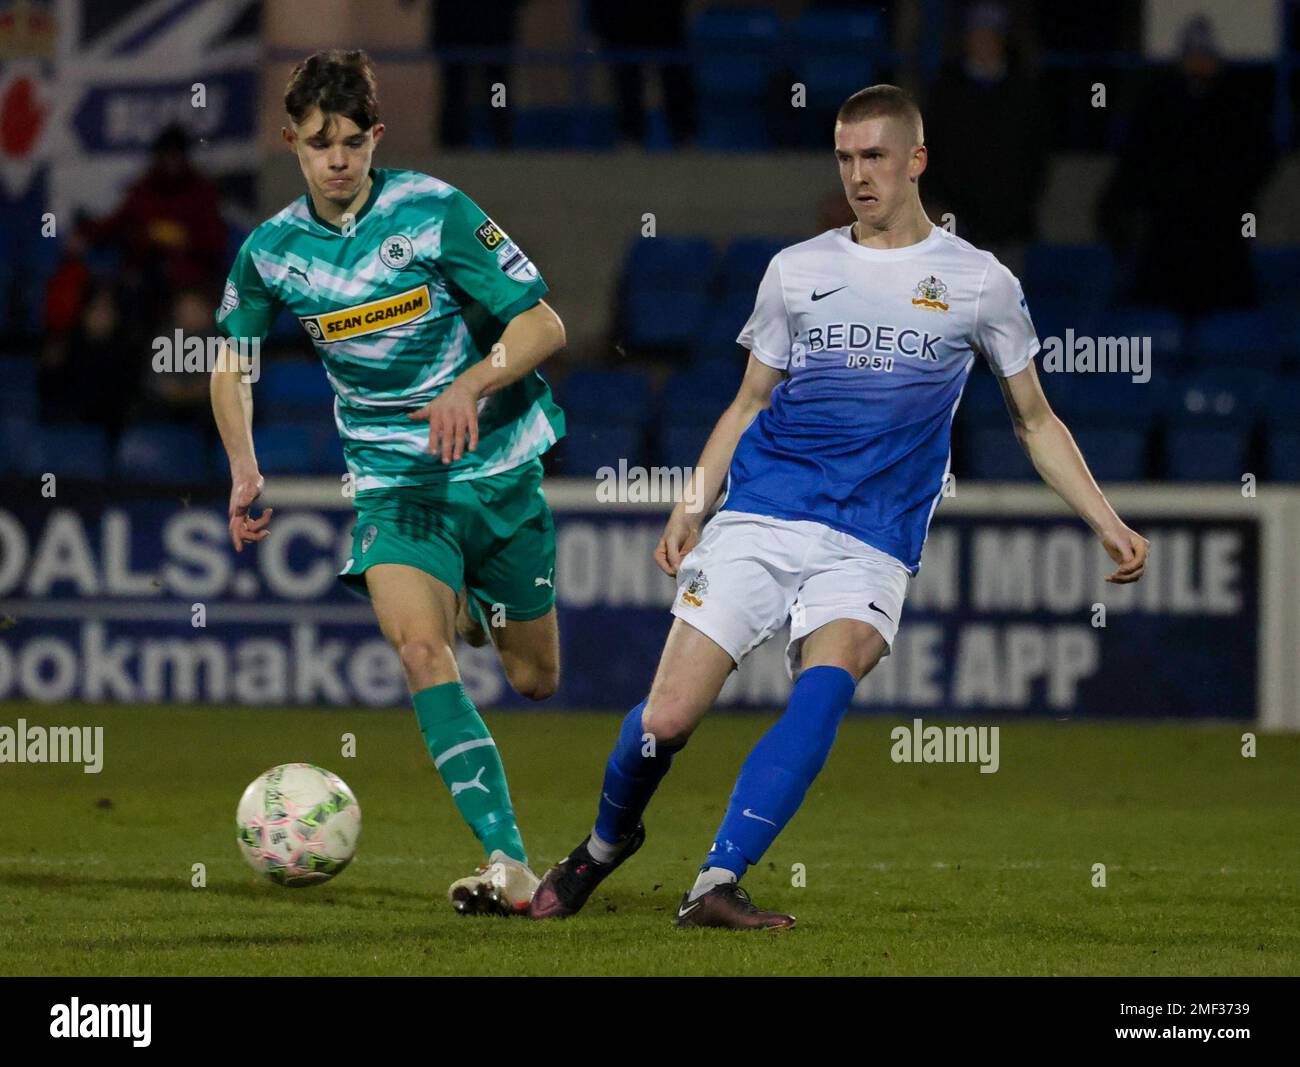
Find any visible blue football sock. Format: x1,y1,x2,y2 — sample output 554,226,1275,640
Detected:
704,665,856,877
593,700,683,847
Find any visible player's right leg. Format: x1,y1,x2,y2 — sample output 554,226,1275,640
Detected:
529,511,802,920
363,563,537,915
527,619,734,919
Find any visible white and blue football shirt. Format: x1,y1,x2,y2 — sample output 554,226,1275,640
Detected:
725,224,1039,572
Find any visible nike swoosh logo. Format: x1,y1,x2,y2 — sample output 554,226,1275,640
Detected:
742,808,777,827
811,286,846,301
677,900,703,918
601,792,629,810
868,601,892,621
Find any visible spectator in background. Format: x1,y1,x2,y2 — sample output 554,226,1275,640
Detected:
76,123,227,334
37,279,137,446
588,1,695,147
922,1,1049,258
425,0,522,148
1097,14,1274,314
140,286,223,435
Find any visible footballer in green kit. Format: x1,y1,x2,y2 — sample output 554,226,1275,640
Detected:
210,50,566,915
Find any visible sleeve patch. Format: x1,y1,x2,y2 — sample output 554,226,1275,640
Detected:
218,281,240,322
496,240,538,283
475,219,508,251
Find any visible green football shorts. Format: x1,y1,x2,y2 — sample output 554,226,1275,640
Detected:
338,457,556,621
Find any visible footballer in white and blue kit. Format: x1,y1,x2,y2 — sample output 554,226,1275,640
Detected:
530,85,1149,930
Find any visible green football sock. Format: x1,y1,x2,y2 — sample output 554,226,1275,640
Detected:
412,682,527,865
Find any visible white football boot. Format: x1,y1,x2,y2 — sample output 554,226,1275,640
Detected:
447,850,540,916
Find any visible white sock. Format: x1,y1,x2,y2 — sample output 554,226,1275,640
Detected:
587,829,626,864
688,866,737,901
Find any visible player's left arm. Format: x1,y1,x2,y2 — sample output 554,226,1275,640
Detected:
409,189,564,463
410,300,566,464
998,360,1149,584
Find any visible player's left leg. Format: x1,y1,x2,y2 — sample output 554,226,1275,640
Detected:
459,457,561,701
675,621,885,930
676,532,909,930
487,608,559,702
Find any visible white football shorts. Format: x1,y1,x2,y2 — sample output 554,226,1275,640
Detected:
670,509,911,679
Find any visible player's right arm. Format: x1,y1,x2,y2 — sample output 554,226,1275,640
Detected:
656,354,784,577
210,342,271,551
210,238,279,552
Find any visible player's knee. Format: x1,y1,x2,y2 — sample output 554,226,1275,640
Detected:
506,659,559,702
641,697,700,749
397,639,455,685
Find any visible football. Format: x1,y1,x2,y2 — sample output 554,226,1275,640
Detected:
235,763,361,887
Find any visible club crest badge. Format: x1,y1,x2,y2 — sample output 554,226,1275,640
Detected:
911,275,950,312
681,570,709,608
379,233,414,270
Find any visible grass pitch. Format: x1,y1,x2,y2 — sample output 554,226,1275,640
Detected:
0,701,1295,977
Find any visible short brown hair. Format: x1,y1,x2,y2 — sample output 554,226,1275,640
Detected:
836,84,924,143
284,49,379,132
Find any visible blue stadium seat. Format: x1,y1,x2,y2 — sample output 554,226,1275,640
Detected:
14,235,63,335
251,424,316,475
1164,427,1251,482
690,9,780,98
0,355,38,416
0,411,33,474
259,359,335,413
556,420,645,477
212,415,344,479
691,295,754,362
691,9,780,149
513,108,618,150
1251,246,1300,304
1046,367,1164,425
1261,374,1300,481
1097,305,1186,366
1162,368,1269,482
623,236,715,290
1022,244,1115,309
1164,367,1269,424
621,237,716,350
697,105,773,150
21,424,112,480
1027,298,1097,348
716,237,792,301
1188,310,1292,368
557,368,654,423
658,419,713,469
116,424,207,485
1070,427,1148,481
658,363,739,424
624,288,710,349
790,10,883,108
958,368,1007,426
963,425,1036,480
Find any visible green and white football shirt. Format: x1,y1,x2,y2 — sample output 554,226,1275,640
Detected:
216,167,565,491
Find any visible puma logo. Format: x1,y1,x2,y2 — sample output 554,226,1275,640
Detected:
450,766,489,796
286,264,312,286
534,574,553,588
